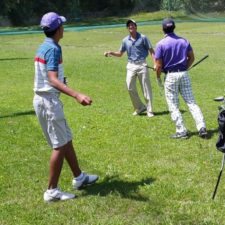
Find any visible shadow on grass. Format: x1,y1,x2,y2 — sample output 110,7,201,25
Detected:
140,109,186,116
0,110,35,118
188,128,218,139
152,110,170,116
0,57,30,61
81,175,155,202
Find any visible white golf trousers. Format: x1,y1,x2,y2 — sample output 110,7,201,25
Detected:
126,62,153,113
164,71,206,133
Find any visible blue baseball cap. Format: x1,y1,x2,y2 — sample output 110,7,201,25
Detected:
162,18,175,29
40,12,66,32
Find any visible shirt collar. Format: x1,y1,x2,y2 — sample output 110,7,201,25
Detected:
45,37,54,43
128,32,140,41
164,32,176,38
45,37,60,47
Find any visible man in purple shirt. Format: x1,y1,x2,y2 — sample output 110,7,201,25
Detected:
155,18,207,139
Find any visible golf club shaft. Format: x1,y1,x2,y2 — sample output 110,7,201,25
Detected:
189,54,209,70
147,54,208,72
146,66,166,74
146,65,155,70
212,154,225,200
212,170,223,200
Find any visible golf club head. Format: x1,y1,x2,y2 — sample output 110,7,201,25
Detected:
214,96,224,102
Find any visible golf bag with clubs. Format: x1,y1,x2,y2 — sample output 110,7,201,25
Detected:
216,108,225,152
212,108,225,199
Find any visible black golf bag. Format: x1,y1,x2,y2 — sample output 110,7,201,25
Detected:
212,109,225,199
216,109,225,153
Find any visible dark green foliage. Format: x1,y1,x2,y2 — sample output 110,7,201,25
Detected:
1,0,225,26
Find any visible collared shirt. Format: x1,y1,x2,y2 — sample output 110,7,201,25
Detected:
34,37,64,93
155,33,192,72
119,32,152,62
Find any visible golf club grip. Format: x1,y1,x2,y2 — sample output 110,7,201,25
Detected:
212,170,223,200
146,65,154,70
189,55,209,70
146,66,166,74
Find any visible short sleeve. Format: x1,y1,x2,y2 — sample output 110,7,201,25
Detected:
154,43,163,60
45,47,61,71
143,35,152,49
119,39,126,53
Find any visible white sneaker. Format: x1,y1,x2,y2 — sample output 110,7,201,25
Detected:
43,188,75,202
133,106,146,116
147,112,154,117
72,172,99,189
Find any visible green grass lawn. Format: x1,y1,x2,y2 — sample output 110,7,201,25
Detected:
1,21,225,225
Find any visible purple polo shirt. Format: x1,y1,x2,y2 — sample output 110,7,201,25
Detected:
155,33,192,72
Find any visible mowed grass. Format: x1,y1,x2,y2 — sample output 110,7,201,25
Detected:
1,21,225,225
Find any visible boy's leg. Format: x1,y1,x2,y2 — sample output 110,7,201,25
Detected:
48,140,83,189
165,73,187,134
126,63,145,112
179,72,206,131
44,144,77,202
64,140,99,189
48,146,66,189
138,64,153,114
64,141,81,177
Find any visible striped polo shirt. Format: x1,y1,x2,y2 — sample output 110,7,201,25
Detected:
34,37,64,93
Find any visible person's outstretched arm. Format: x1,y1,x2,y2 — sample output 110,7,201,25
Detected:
104,51,123,57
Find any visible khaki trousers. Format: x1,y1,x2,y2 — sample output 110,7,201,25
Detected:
126,62,153,113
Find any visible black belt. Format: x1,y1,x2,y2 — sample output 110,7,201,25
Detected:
164,69,186,73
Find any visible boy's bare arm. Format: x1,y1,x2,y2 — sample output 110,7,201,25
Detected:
48,71,92,106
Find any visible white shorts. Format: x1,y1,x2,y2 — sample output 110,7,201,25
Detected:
33,92,73,149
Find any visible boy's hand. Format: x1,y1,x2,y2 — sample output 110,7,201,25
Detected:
75,93,92,106
104,52,111,57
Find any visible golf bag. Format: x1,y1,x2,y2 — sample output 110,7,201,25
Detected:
212,108,225,199
216,109,225,153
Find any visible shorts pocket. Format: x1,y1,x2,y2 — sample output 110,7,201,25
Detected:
45,97,65,121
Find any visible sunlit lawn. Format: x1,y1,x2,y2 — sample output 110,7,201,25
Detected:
1,20,225,225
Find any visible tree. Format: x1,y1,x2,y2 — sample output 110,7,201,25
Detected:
1,0,225,26
161,0,185,11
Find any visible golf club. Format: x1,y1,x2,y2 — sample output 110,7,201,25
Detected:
146,54,209,72
146,65,155,70
188,54,209,70
212,154,225,200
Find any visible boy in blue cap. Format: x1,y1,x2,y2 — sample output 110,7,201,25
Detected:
33,12,98,202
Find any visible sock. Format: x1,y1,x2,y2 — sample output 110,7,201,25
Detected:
75,172,84,180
